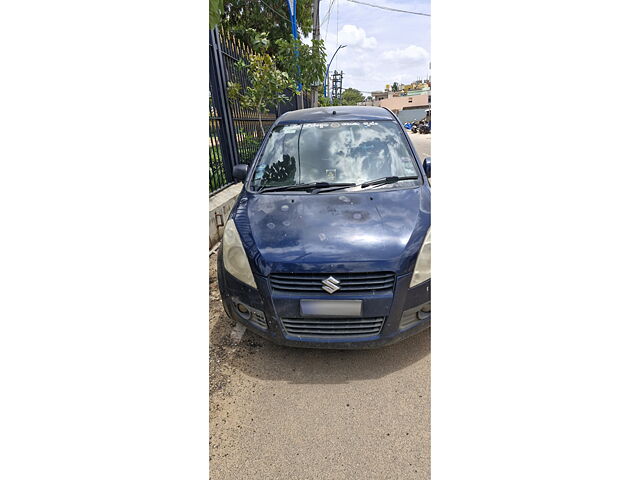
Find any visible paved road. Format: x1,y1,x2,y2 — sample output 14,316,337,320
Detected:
408,131,431,160
210,133,431,480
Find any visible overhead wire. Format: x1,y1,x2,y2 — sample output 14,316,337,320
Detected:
322,0,336,43
336,0,340,50
328,0,431,99
321,0,336,27
256,0,291,25
345,0,430,16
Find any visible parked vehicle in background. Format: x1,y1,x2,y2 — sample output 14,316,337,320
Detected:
218,106,431,349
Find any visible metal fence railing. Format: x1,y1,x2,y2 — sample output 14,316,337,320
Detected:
209,28,311,195
209,28,237,194
218,28,277,168
209,97,227,193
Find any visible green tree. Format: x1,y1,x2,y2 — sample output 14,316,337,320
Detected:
341,88,364,106
209,0,223,30
228,53,295,136
392,82,399,92
318,95,331,107
275,37,326,93
220,0,314,58
219,1,326,107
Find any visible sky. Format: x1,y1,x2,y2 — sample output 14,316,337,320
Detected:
308,0,431,94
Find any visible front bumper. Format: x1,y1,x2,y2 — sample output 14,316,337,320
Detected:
217,254,430,350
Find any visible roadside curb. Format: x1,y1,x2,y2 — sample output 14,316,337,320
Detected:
209,183,243,250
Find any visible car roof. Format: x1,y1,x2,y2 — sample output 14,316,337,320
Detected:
275,106,396,125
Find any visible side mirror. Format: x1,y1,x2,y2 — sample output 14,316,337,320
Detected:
232,164,248,182
423,157,431,178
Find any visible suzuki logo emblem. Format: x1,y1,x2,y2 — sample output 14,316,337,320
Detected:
322,276,341,294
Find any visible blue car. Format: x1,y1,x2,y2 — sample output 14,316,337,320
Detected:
217,106,431,349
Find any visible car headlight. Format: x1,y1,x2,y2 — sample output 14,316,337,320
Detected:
410,227,431,288
222,218,257,288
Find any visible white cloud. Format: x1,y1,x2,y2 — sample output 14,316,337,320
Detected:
381,45,429,63
325,24,377,51
338,24,377,49
321,24,429,93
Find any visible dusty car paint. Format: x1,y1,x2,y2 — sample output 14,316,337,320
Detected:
218,106,430,349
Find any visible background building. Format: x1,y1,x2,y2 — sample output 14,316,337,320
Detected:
380,87,430,123
356,81,431,122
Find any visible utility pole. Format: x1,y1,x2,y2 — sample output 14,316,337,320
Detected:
330,70,343,104
324,44,347,97
286,0,304,109
310,0,321,107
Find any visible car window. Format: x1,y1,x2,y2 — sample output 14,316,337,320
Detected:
251,120,419,190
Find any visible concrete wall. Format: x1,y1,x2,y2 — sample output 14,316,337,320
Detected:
380,94,429,112
209,183,243,251
396,108,429,124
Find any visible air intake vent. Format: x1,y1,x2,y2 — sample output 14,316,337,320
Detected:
282,317,385,338
252,311,267,329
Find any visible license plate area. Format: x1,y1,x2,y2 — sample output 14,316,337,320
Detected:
299,299,362,317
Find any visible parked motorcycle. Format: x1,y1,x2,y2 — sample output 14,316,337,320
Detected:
419,123,430,134
411,122,419,133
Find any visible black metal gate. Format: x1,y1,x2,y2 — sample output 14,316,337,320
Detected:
209,28,309,195
209,28,238,194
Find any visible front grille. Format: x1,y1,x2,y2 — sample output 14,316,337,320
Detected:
282,317,385,338
270,272,395,294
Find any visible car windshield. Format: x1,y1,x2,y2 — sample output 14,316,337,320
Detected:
250,120,420,191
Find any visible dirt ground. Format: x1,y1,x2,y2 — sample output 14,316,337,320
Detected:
209,132,431,479
209,251,430,480
209,251,264,459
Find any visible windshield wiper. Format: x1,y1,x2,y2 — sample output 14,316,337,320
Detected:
258,182,355,193
310,183,356,194
360,176,419,189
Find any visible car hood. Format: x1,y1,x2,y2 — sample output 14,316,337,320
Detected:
232,187,431,276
